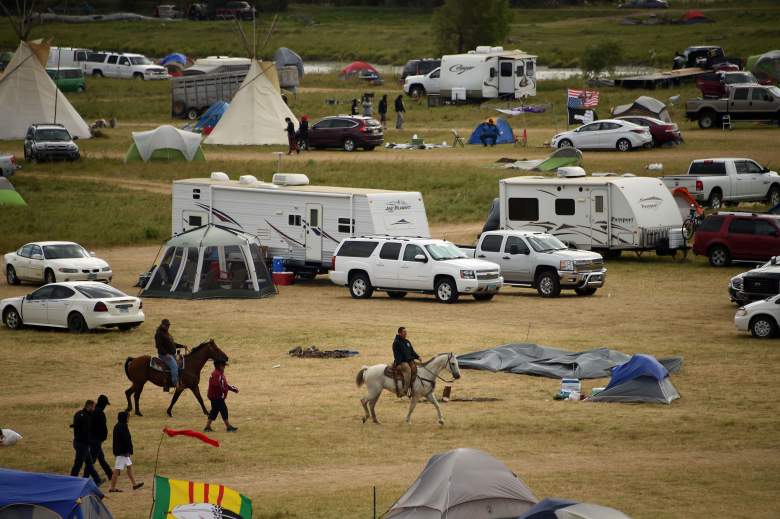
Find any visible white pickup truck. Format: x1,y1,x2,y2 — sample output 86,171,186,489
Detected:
403,67,440,97
661,158,780,209
460,231,606,297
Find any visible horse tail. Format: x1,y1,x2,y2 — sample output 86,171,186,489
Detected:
356,366,368,387
124,357,133,380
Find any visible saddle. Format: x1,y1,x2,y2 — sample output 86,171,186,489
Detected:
150,355,185,372
384,363,417,398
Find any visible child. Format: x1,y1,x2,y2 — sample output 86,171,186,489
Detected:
109,411,143,493
204,360,239,432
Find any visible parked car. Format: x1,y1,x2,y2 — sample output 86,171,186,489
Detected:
154,4,181,18
729,258,780,305
216,1,255,20
661,158,780,209
23,124,80,162
619,0,669,8
5,241,112,285
551,119,652,152
615,115,682,147
693,213,780,266
403,67,440,97
674,46,732,70
84,52,169,80
304,116,383,152
1,282,143,333
696,70,759,99
735,294,780,338
46,67,86,92
401,58,441,81
0,153,20,177
686,84,780,129
329,236,503,303
460,231,606,297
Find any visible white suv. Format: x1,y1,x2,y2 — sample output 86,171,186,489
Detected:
329,237,503,303
84,51,169,80
403,67,440,97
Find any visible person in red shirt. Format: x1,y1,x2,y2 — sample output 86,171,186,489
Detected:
204,360,239,432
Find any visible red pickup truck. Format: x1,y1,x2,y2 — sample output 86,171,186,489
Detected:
696,71,759,98
215,1,255,20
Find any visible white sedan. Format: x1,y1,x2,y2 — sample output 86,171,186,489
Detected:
1,282,144,333
5,241,112,285
735,294,780,338
551,119,652,152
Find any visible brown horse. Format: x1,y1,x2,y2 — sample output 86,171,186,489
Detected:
124,339,228,417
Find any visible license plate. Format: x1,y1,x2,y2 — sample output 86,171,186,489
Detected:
87,273,97,280
488,284,497,290
119,307,129,314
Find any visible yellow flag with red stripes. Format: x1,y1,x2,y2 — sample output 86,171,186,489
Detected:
152,475,252,518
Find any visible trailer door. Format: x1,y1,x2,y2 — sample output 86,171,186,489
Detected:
590,188,609,249
305,203,323,263
498,60,515,95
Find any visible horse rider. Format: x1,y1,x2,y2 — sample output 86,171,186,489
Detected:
393,327,420,397
155,319,185,391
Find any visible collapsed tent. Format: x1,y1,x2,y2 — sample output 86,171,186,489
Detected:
0,40,91,140
339,61,379,77
468,118,514,145
588,354,680,404
204,61,297,146
506,147,583,172
554,503,632,519
384,448,537,519
125,125,205,163
0,177,26,206
457,343,682,379
273,47,304,78
195,101,229,132
747,50,780,84
0,467,112,518
141,224,276,299
611,96,671,123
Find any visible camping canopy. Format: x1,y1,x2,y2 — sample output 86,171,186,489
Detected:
554,503,632,519
195,101,229,132
339,61,378,77
273,47,304,78
611,96,671,123
0,177,26,206
0,468,111,519
747,50,780,84
125,125,204,163
204,61,297,146
0,41,91,140
589,354,680,404
468,118,514,145
141,224,276,300
507,148,583,172
385,448,537,519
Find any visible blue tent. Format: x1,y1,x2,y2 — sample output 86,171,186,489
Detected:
468,118,514,145
518,498,579,519
605,353,668,389
160,53,187,66
0,468,111,518
195,101,229,131
589,354,680,404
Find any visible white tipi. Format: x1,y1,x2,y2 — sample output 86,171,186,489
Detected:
0,40,91,141
204,60,297,146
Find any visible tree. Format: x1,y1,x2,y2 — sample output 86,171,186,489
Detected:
432,0,512,54
580,41,623,78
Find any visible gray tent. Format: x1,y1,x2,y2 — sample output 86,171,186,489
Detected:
555,503,632,519
385,448,537,519
588,354,680,404
611,96,671,123
273,47,304,78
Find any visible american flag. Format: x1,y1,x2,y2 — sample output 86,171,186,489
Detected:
567,89,600,108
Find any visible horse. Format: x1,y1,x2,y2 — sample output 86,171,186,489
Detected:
124,339,228,417
355,353,461,426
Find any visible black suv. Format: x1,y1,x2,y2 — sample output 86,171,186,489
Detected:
24,124,80,162
304,116,383,152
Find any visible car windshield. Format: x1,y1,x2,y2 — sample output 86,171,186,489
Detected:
527,235,567,252
130,56,152,65
425,243,467,261
43,244,89,259
35,129,71,142
768,86,780,98
75,285,126,299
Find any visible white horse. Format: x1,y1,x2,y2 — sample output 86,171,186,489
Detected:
356,353,461,426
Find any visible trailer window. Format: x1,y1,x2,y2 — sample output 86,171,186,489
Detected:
480,234,503,252
555,199,575,216
188,215,203,227
500,62,513,77
192,188,200,200
507,198,539,221
526,61,535,76
515,63,525,77
288,214,301,226
594,196,604,213
337,241,378,258
338,218,355,234
379,242,402,260
489,67,496,78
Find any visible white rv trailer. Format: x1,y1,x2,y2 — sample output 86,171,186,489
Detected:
440,46,537,100
172,173,430,275
496,172,685,254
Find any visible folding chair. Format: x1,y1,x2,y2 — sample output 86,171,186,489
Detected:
451,129,465,148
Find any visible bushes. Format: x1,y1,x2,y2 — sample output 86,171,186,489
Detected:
580,41,623,78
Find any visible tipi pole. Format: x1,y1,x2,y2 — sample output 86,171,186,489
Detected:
54,45,61,124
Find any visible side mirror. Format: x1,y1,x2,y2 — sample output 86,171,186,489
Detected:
414,254,427,263
762,167,769,173
31,253,43,260
25,294,32,300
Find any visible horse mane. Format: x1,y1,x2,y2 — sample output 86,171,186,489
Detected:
421,353,450,366
187,340,212,356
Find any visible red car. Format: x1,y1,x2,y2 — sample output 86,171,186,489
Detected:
693,213,780,266
615,116,682,147
696,71,759,99
305,115,383,152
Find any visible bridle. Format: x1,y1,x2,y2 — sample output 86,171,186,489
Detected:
416,353,458,390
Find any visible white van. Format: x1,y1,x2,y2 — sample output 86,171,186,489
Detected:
46,47,92,69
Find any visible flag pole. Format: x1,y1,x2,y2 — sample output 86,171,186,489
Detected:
148,430,165,519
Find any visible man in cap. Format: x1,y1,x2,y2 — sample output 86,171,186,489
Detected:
155,319,185,391
392,327,420,397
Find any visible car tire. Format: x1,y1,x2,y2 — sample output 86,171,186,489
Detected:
3,307,22,330
343,138,357,152
434,277,459,304
67,312,88,333
6,266,20,285
473,293,494,301
77,85,85,92
558,139,573,148
44,269,56,285
575,287,598,296
133,73,144,80
708,245,731,267
707,189,723,209
186,108,200,121
410,85,424,98
767,185,780,207
750,315,777,338
92,70,103,77
697,110,717,129
616,138,632,152
349,272,373,299
387,291,407,299
535,270,561,298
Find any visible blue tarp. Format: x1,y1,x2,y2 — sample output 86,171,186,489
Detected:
195,101,229,131
160,53,187,66
518,498,579,519
468,118,514,145
606,354,668,389
0,468,104,518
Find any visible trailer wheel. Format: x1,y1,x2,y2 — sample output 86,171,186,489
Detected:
697,110,718,129
186,108,200,121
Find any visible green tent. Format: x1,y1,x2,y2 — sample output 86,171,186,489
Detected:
125,125,205,163
0,177,26,206
505,147,583,172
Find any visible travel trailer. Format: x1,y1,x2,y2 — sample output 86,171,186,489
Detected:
440,46,537,100
172,173,430,276
487,168,685,255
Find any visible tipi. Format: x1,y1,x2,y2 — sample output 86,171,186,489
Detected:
204,60,297,146
0,40,91,140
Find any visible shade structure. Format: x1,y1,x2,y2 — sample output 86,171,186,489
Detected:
384,448,537,519
555,503,632,519
141,224,276,299
273,47,304,78
204,61,297,146
339,61,378,77
588,354,680,404
611,96,671,123
0,177,26,206
0,41,91,140
125,125,205,163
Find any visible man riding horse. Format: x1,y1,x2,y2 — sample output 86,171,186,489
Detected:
392,327,420,397
155,319,186,392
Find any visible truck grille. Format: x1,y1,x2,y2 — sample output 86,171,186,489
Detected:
477,271,500,280
574,259,604,272
743,277,780,295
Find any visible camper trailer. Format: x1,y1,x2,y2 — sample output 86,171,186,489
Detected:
492,169,685,255
440,46,537,100
172,173,430,276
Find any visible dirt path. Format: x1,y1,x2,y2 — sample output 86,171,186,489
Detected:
34,173,172,195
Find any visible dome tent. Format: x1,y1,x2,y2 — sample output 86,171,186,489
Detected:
468,118,515,145
588,354,679,404
141,224,276,299
125,125,205,163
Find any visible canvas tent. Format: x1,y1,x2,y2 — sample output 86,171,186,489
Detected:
204,61,297,146
468,118,515,145
589,354,680,404
506,148,583,172
125,125,205,163
747,50,780,84
384,448,537,519
141,224,276,299
0,41,91,140
0,178,26,206
611,96,671,123
554,503,632,519
273,47,304,78
0,468,112,519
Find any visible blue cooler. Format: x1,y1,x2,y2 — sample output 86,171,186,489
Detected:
272,257,285,273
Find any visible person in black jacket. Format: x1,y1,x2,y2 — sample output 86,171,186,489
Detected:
392,327,420,397
394,95,405,129
378,95,388,128
108,411,143,493
87,394,113,481
298,115,309,151
70,400,102,485
350,98,358,116
284,117,299,155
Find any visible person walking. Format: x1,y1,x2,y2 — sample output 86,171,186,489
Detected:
70,400,102,486
392,327,420,397
298,115,309,151
350,98,359,116
394,94,405,129
362,95,373,117
378,94,388,128
87,395,113,482
155,319,183,392
284,117,299,155
204,360,239,433
108,411,143,493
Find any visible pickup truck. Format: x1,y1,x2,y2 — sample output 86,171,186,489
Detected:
460,230,606,298
696,71,758,99
403,67,440,97
661,158,780,209
686,84,780,129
